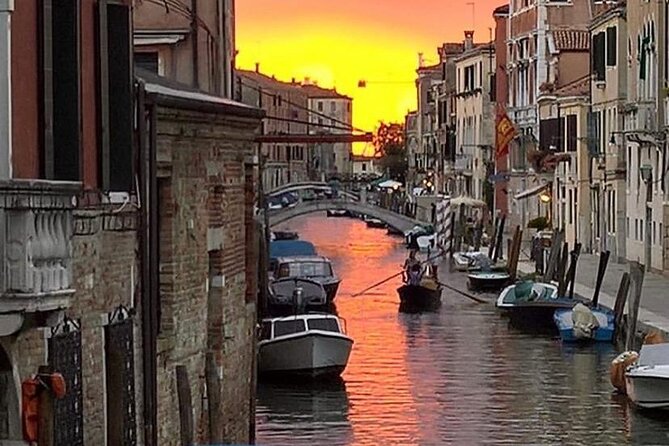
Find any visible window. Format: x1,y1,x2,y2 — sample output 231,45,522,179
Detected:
568,189,573,225
273,320,306,337
318,101,323,111
307,318,340,333
42,0,81,181
606,26,617,66
330,101,336,113
592,31,606,81
566,115,577,151
539,118,564,150
464,65,475,91
98,0,133,191
362,163,367,172
135,51,159,73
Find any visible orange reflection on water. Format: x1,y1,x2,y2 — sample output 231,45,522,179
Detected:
277,214,423,445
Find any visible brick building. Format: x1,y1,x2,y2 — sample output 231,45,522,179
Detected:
0,2,261,446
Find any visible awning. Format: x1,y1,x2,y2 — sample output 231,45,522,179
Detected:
514,182,550,200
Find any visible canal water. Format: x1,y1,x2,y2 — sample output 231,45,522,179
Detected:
257,215,669,446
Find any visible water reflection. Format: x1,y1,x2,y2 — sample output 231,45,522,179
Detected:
256,214,669,445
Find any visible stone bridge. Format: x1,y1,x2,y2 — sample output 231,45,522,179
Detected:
266,181,359,201
268,198,426,233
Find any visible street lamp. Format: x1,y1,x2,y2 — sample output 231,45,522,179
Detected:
640,164,653,270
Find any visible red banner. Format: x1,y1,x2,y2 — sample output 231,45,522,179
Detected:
496,112,517,160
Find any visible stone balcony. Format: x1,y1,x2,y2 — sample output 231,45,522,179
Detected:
0,180,80,333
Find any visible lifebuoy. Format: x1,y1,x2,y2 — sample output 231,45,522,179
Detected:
21,378,40,442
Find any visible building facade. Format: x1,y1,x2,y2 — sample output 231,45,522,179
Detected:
237,68,309,191
590,3,628,261
454,40,496,207
1,2,262,446
134,0,236,98
301,84,353,179
493,4,510,217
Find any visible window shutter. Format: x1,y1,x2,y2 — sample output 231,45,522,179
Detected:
606,27,617,66
567,115,577,152
98,0,134,191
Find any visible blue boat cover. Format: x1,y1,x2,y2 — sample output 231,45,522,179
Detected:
269,240,317,259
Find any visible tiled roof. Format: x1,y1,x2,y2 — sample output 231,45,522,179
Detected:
552,29,590,51
553,75,590,97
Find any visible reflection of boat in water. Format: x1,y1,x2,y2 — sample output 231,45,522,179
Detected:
256,379,353,444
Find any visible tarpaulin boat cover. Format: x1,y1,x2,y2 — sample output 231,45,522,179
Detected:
571,303,599,339
270,240,317,259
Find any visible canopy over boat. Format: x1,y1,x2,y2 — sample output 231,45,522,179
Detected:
269,240,317,259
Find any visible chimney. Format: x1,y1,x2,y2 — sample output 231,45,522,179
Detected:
255,62,260,73
291,77,296,84
464,31,474,50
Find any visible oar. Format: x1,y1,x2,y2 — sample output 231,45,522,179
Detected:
351,270,405,297
351,251,447,297
437,281,488,304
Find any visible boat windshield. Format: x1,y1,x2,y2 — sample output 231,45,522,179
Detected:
273,319,306,337
306,318,341,333
278,261,333,278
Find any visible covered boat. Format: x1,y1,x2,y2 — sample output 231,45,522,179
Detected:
625,343,669,409
271,230,299,241
496,281,579,329
553,303,615,342
258,314,354,379
365,217,386,228
272,256,341,302
269,240,317,259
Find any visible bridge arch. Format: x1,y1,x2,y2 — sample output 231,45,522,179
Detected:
266,181,359,201
268,199,425,233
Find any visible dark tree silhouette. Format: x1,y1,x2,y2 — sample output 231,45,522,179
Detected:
374,122,407,182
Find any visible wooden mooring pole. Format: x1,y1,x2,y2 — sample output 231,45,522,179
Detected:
613,272,631,343
565,243,582,299
625,262,645,352
591,250,611,307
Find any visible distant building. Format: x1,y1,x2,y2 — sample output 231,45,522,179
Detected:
454,35,496,208
237,67,309,191
301,83,354,179
412,62,442,191
352,154,382,178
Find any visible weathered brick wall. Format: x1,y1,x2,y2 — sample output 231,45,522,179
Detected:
10,208,142,446
155,106,260,445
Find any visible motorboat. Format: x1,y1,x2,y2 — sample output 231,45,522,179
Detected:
271,230,299,241
625,343,669,409
416,234,436,252
496,281,580,329
453,251,493,272
404,225,434,249
269,240,317,269
365,217,386,228
267,278,329,315
271,256,341,302
326,209,349,217
258,314,354,379
553,303,615,343
467,272,510,291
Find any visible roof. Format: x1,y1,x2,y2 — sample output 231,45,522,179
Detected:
351,154,378,162
493,4,509,16
300,83,351,100
551,29,590,51
454,43,495,63
554,75,590,97
136,68,263,119
236,69,304,93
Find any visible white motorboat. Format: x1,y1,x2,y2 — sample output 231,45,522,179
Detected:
453,251,489,271
258,314,354,379
625,343,669,409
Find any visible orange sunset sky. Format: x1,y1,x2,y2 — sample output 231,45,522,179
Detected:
236,0,502,148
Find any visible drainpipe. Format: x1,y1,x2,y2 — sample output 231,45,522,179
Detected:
191,0,199,89
0,0,13,179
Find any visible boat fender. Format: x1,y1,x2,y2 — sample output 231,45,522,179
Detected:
610,351,639,394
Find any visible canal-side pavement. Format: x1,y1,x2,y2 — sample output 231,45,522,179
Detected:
517,254,669,337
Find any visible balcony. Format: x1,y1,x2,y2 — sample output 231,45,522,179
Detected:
0,180,79,324
454,154,473,175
